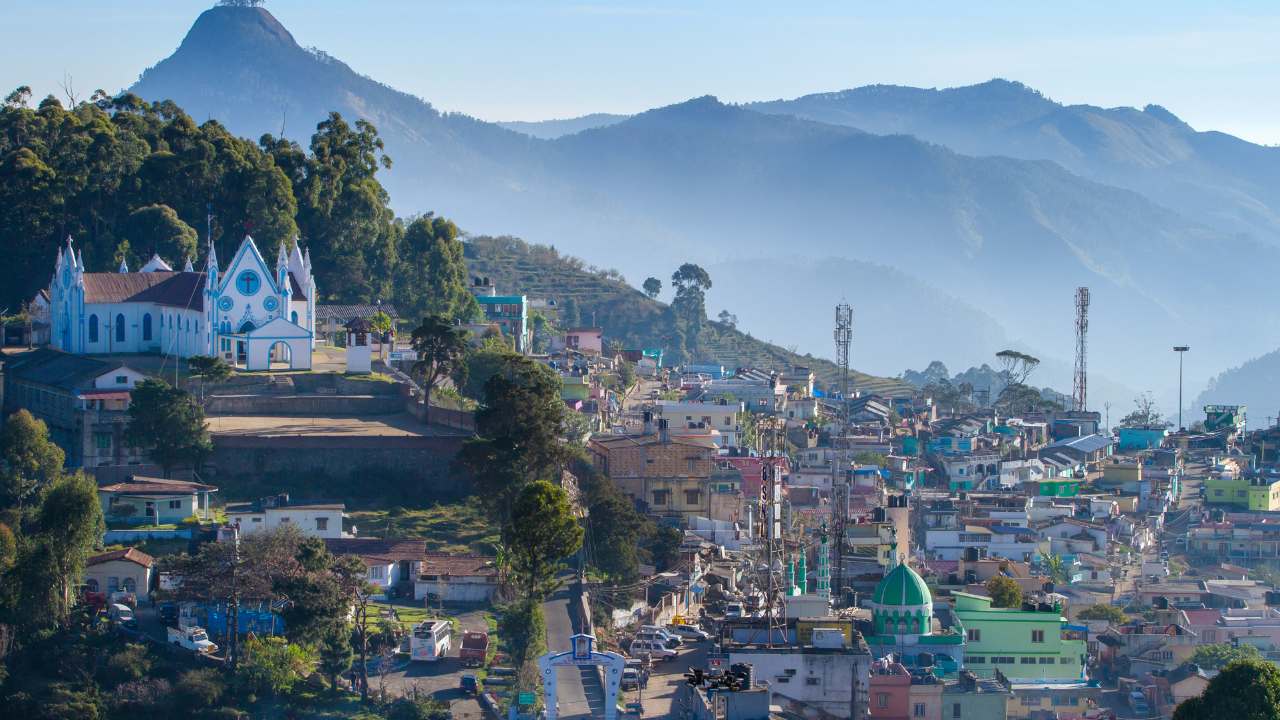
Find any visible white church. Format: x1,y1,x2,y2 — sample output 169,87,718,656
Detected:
49,234,317,371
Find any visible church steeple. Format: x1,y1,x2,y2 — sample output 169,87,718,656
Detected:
119,257,129,273
183,256,194,273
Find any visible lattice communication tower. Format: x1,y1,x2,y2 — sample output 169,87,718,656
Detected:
1073,287,1090,412
835,301,852,404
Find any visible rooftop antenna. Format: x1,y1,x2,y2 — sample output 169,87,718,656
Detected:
835,300,852,419
1072,287,1090,412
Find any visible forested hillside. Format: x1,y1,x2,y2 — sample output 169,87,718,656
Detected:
462,235,913,396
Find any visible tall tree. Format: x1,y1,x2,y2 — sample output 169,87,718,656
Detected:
121,204,198,267
332,553,377,701
457,356,567,520
0,409,64,509
504,480,583,601
994,350,1040,389
187,355,233,402
1173,659,1280,720
410,314,469,399
126,379,213,474
586,477,649,584
394,214,479,322
642,277,662,299
670,263,712,355
37,471,106,624
984,575,1023,608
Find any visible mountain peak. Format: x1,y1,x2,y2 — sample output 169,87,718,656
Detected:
179,6,298,55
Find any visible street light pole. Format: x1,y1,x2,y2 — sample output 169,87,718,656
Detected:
1174,346,1190,431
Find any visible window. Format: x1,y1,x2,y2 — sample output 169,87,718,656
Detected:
89,314,99,342
291,311,298,324
685,490,701,506
1021,696,1043,707
967,629,981,642
237,270,260,295
1239,490,1248,498
654,491,669,505
953,703,961,719
96,435,112,449
1061,657,1074,664
876,694,889,708
115,314,125,342
1039,657,1054,664
251,518,262,522
914,704,926,717
725,416,732,426
992,656,1015,664
805,677,820,686
1162,651,1173,660
687,458,697,472
169,500,181,509
963,656,985,664
1020,657,1036,664
115,375,128,384
280,517,291,524
1204,631,1216,643
1032,630,1045,643
143,313,152,341
369,566,384,579
316,517,329,531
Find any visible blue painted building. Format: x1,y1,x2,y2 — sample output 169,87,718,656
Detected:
476,295,529,353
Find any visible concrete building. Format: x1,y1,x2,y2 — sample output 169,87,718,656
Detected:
83,548,154,596
549,326,603,354
227,494,349,538
942,674,1012,720
654,400,746,447
951,592,1087,683
1205,473,1280,510
98,476,217,524
589,425,715,526
720,636,873,719
476,294,529,353
2,347,153,468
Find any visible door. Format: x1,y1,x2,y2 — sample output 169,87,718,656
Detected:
145,501,155,518
237,340,247,364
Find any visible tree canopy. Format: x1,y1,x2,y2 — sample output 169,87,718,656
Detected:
504,481,583,600
0,408,64,509
126,378,213,473
1173,659,1280,720
984,575,1023,608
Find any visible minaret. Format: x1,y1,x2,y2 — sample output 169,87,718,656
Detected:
796,546,808,594
787,554,799,596
817,524,831,599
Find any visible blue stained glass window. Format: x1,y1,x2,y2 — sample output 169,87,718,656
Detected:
237,271,260,296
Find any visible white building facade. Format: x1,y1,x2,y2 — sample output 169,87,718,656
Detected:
49,235,316,370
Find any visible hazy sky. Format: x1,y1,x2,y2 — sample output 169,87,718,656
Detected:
6,1,1280,143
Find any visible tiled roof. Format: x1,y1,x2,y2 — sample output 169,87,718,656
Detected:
98,477,218,494
418,555,497,578
82,271,206,310
323,538,428,561
3,346,148,390
315,305,398,320
88,548,154,568
1180,609,1222,627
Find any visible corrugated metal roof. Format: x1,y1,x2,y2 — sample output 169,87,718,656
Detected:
1045,434,1115,453
315,305,399,319
82,271,205,310
3,346,148,390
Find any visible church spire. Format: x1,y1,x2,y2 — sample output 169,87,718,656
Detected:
183,256,193,273
119,257,129,273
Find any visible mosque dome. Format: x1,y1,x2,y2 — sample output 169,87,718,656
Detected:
872,562,932,607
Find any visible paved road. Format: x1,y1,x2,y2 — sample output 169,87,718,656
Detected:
544,584,603,720
369,604,489,719
631,640,707,719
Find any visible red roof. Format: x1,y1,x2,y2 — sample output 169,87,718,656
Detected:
82,271,205,310
1181,609,1223,627
418,555,497,578
88,548,155,568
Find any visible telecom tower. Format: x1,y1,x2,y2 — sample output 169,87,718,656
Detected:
835,301,852,409
748,417,791,646
1073,287,1090,412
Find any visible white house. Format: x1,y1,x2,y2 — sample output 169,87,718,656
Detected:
414,554,500,602
998,459,1048,487
926,525,1045,562
226,495,349,538
83,548,154,597
1040,518,1109,555
654,400,746,447
98,476,218,524
49,234,315,370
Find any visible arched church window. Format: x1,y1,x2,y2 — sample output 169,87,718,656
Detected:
88,315,98,342
291,311,298,324
115,314,125,342
142,314,152,341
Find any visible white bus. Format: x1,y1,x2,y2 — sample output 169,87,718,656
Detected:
410,619,452,662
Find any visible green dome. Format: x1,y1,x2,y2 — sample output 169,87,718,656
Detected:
872,563,931,607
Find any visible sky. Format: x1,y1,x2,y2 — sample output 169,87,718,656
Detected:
6,0,1280,144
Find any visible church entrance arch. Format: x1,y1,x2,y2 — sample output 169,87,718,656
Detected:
238,320,257,334
268,341,292,369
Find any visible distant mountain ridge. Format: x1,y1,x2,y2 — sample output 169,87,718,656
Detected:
747,80,1280,247
497,113,630,139
124,7,1280,401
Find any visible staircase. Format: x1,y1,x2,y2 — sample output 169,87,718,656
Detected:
265,375,296,394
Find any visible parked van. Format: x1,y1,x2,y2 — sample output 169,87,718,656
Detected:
109,603,137,630
1129,691,1149,715
628,640,676,661
637,626,683,647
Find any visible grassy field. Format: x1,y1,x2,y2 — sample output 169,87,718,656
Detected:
344,500,501,555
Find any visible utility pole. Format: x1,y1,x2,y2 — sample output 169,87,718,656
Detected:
227,523,241,670
1174,346,1190,431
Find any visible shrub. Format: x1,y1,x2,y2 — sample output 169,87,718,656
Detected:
102,643,151,685
172,668,227,710
179,515,202,527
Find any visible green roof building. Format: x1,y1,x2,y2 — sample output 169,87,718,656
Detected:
952,592,1086,683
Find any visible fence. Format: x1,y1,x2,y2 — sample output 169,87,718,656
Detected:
104,528,193,544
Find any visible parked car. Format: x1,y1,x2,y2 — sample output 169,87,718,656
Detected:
460,675,479,695
108,603,137,630
725,602,744,617
159,602,179,626
638,625,684,646
628,640,676,661
621,668,642,691
1129,691,1149,715
671,624,711,641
